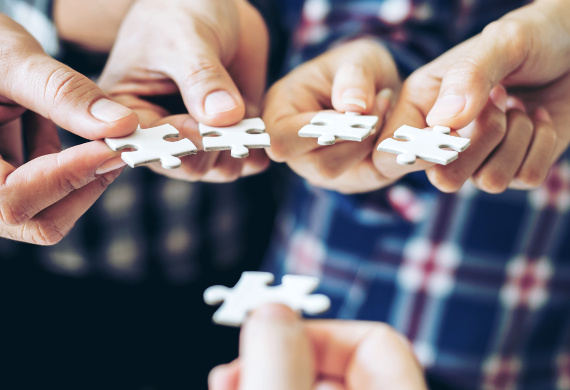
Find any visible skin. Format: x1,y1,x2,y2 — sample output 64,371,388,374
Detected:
263,39,400,194
208,304,428,390
98,0,271,182
264,0,570,194
0,14,138,245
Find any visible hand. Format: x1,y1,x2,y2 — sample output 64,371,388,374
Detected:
373,0,570,193
0,15,138,245
99,0,270,182
263,39,400,194
209,304,427,390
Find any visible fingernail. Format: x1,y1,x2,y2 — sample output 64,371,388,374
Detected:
252,303,297,323
96,156,127,175
506,96,526,113
490,86,507,113
90,98,134,123
204,90,239,116
535,107,552,124
342,88,368,110
426,94,466,123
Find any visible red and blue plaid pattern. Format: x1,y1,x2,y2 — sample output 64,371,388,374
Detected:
265,1,570,389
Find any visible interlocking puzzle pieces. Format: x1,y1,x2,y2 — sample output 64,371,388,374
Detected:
203,272,331,327
377,125,471,165
105,124,197,169
199,118,271,158
299,111,379,146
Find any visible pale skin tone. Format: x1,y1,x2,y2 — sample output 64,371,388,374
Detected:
265,0,570,194
209,304,428,390
0,0,269,244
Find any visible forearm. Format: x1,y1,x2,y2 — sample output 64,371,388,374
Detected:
53,0,136,52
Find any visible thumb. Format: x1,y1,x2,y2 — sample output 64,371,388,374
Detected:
239,304,315,390
8,54,139,139
169,45,245,127
426,21,529,129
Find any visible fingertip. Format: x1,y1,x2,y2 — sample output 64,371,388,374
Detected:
489,85,507,113
92,109,139,140
249,303,298,323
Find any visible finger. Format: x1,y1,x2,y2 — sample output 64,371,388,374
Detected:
209,361,240,390
305,321,426,390
426,86,508,193
331,63,376,113
425,21,530,129
313,380,345,390
201,151,245,183
265,111,323,162
510,108,557,189
0,141,123,227
169,44,245,127
0,104,26,125
291,89,393,180
12,166,124,246
241,149,270,177
5,56,138,139
240,304,315,390
227,1,269,111
22,111,61,160
372,87,435,179
0,119,24,167
472,109,533,193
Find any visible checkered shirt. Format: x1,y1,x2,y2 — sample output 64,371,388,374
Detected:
263,1,570,389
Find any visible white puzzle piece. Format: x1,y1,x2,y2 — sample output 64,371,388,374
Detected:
105,124,197,169
199,118,270,158
204,272,331,327
299,111,378,146
377,125,471,165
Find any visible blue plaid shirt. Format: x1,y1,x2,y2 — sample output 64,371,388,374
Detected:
264,1,570,390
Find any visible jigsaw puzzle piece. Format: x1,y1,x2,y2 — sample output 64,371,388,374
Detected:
199,118,271,158
299,112,378,146
204,272,331,327
105,124,197,169
377,125,470,165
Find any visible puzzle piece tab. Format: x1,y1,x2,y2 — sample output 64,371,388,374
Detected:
105,124,197,169
199,118,270,158
377,125,471,165
203,272,331,327
299,111,378,145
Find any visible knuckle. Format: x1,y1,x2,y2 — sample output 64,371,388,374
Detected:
44,67,96,108
482,20,529,64
313,159,343,181
0,201,32,226
474,170,509,194
182,57,225,90
26,219,68,246
427,167,465,193
516,166,546,188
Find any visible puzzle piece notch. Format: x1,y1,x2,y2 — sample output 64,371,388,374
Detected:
204,272,331,327
105,124,197,169
199,118,270,158
377,125,471,165
299,112,379,146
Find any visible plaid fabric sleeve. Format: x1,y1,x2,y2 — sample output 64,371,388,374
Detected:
0,0,59,56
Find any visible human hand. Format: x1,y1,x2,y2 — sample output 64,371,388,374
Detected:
0,14,138,245
263,39,400,194
99,0,270,182
209,304,427,390
373,0,570,193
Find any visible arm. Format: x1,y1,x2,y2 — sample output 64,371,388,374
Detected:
53,0,135,52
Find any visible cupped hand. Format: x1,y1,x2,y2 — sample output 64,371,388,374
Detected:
98,0,270,182
373,0,570,193
263,39,400,193
0,14,138,244
209,304,427,390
